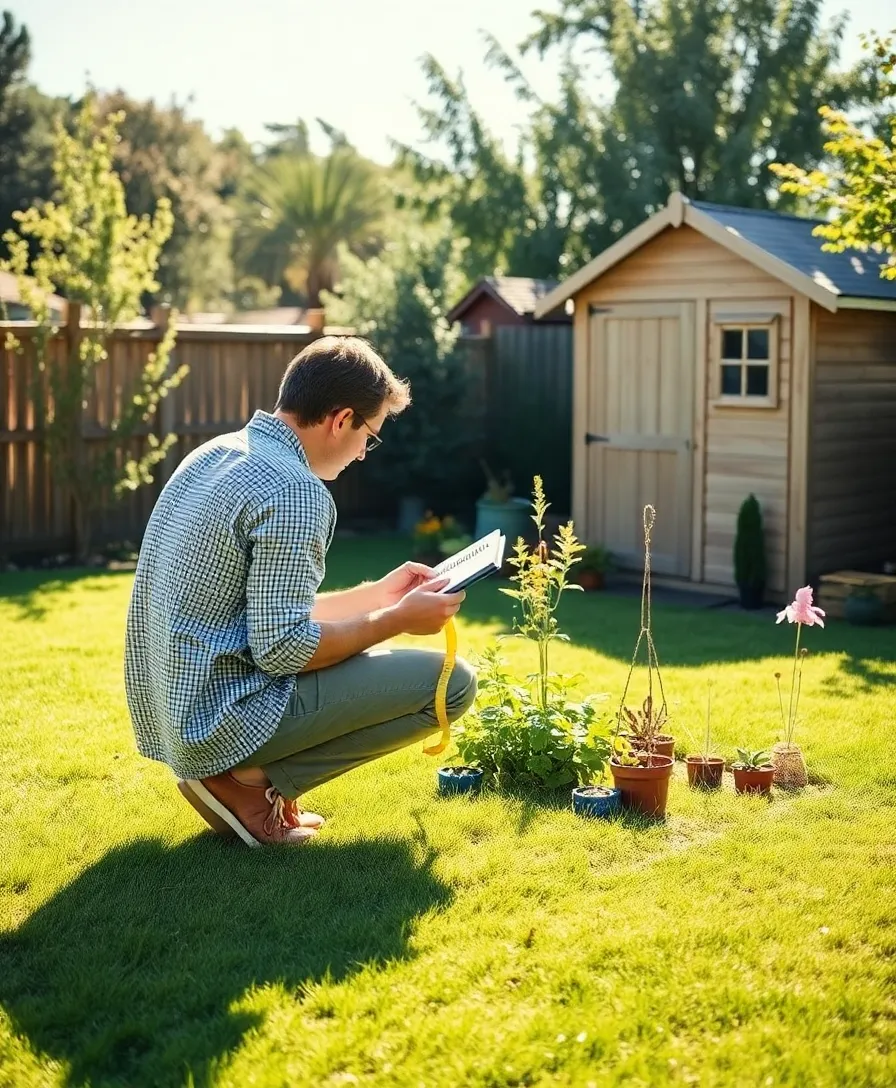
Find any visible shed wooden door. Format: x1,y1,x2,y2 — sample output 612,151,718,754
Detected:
585,302,695,576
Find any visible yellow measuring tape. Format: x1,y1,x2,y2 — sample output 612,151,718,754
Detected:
422,616,457,756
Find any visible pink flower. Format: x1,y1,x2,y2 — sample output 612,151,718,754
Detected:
776,585,825,628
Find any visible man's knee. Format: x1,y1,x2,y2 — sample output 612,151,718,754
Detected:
447,655,477,720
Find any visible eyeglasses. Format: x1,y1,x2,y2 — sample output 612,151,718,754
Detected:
359,415,383,453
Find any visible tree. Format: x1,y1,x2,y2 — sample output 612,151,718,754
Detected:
394,48,615,284
322,228,477,505
771,32,896,280
96,91,235,312
521,0,868,211
0,13,68,255
400,0,873,282
0,83,71,260
0,12,30,184
2,97,187,563
236,143,389,308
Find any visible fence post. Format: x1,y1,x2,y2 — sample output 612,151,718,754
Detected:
151,304,177,487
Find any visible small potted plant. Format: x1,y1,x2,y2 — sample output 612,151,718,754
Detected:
733,494,767,610
685,683,724,790
609,505,675,819
611,698,675,817
772,585,825,788
437,764,484,796
731,748,774,796
619,696,675,758
574,544,613,591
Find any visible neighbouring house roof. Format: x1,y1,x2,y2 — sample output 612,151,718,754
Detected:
447,276,564,323
178,307,308,325
534,192,896,319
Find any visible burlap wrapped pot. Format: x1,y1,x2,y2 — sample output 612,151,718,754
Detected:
772,742,808,788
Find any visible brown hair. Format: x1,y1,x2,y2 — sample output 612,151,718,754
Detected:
275,335,410,426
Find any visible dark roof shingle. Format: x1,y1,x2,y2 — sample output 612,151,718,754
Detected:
692,201,896,302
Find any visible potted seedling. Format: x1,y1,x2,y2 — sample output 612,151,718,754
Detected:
609,505,675,819
574,544,613,591
685,683,724,790
772,585,826,788
731,748,774,796
620,696,675,758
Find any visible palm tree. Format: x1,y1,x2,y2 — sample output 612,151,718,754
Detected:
237,149,388,308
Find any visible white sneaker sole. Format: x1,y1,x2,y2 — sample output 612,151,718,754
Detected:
178,779,261,847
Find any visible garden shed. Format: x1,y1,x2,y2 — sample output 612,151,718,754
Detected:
535,192,896,597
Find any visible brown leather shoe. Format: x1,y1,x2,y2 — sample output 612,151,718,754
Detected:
178,773,321,847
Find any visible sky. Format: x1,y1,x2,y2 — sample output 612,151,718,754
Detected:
18,0,889,164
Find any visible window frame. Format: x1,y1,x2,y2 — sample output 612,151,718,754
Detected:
710,312,780,410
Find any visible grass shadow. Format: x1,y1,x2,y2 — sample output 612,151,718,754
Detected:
0,835,451,1087
0,568,132,621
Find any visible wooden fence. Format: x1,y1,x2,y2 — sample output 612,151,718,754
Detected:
1,315,572,558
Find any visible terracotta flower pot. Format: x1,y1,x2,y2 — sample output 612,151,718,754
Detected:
610,755,674,817
733,765,774,797
685,756,724,790
576,570,605,591
620,732,675,759
771,743,808,788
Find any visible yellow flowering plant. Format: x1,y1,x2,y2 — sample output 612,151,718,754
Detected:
412,513,471,561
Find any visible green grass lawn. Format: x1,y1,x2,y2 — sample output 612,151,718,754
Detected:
1,536,895,1088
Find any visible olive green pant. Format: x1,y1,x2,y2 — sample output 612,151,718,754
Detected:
237,647,477,799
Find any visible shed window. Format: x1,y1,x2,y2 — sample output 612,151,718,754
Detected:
712,318,779,409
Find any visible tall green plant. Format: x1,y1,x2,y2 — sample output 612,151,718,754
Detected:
2,96,186,562
734,494,767,589
501,475,585,709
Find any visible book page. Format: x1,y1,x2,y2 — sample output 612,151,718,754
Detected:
433,530,504,591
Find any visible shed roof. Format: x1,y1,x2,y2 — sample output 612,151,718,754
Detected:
534,193,896,319
692,201,896,303
447,275,562,323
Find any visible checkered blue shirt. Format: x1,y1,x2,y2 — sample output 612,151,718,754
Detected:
124,411,336,779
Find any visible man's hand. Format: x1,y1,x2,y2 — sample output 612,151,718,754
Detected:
389,577,465,635
376,561,438,609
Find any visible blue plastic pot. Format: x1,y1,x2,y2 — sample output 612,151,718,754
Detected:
572,785,621,819
437,766,484,796
474,497,531,542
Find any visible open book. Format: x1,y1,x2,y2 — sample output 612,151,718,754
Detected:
433,529,507,594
